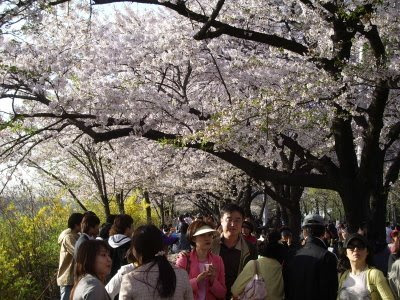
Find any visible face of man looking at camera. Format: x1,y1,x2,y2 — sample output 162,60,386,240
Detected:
220,210,243,240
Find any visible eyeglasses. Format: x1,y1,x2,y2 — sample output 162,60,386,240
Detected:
347,244,366,250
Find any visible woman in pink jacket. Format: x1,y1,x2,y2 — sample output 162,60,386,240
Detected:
176,220,226,300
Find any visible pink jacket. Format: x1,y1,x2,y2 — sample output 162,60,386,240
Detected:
176,250,226,300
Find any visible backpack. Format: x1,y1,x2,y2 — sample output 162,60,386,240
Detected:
239,259,267,300
388,259,400,300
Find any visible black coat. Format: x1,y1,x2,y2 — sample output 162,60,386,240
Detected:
286,237,338,300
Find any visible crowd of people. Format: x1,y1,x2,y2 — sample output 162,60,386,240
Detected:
56,205,400,300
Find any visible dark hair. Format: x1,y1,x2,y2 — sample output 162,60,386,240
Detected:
130,225,176,297
99,223,112,240
242,221,254,232
281,229,292,238
220,203,245,219
109,214,133,236
268,231,282,244
68,213,84,230
337,237,374,273
261,241,285,264
82,211,96,217
324,228,333,239
180,222,189,234
187,220,213,247
303,225,325,238
106,214,117,224
71,240,110,298
81,215,100,234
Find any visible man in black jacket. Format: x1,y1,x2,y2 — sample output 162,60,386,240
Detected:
286,214,338,300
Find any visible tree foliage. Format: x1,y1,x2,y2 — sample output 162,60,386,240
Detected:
0,0,400,239
0,195,70,299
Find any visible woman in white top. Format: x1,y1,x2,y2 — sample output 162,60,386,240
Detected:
119,225,193,300
337,233,394,300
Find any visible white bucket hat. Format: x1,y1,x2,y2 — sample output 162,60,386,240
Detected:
193,225,217,237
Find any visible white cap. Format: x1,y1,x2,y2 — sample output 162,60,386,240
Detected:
193,225,217,237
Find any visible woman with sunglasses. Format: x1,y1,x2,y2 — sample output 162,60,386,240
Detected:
176,220,227,300
337,233,394,300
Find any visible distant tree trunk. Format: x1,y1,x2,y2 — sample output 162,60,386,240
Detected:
280,204,289,226
239,183,252,219
102,196,111,219
258,190,268,221
116,190,125,214
160,197,165,225
143,190,152,224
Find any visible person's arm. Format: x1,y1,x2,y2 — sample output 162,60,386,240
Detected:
105,264,135,299
231,260,255,297
64,234,76,255
388,254,395,273
209,256,227,299
372,269,395,300
175,253,200,294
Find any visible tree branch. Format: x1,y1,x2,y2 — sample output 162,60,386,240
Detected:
93,0,309,55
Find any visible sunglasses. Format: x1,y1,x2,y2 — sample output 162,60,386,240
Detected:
347,243,366,250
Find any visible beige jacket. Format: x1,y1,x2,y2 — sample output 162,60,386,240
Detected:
119,262,193,299
212,234,258,275
57,228,79,286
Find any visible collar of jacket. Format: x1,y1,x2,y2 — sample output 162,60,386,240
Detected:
306,236,328,249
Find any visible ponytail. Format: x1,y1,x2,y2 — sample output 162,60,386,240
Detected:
154,255,176,297
131,225,177,297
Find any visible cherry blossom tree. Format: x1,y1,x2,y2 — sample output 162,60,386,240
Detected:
1,1,400,241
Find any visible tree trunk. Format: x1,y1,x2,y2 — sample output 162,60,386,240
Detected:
370,189,388,243
116,190,125,214
280,204,289,226
287,201,302,245
258,191,268,221
103,197,111,219
338,183,370,234
160,197,165,225
143,190,152,224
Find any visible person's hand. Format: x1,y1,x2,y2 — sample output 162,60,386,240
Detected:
196,270,209,282
207,265,216,283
